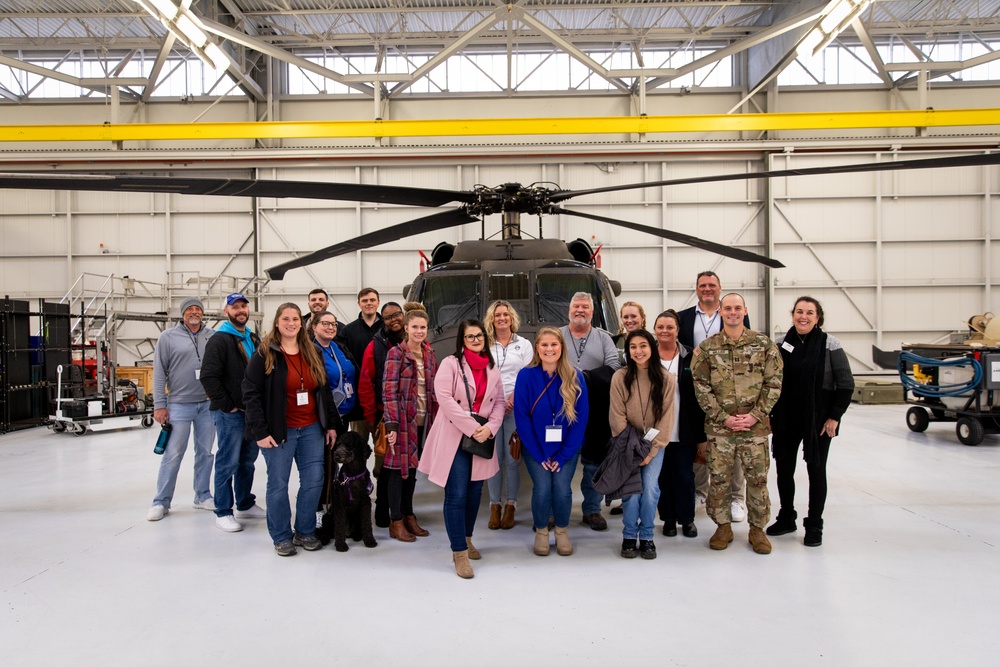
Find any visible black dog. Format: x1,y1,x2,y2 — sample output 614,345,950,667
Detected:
319,431,377,552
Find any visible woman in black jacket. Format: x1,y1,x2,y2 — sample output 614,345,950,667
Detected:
243,303,344,557
767,297,854,547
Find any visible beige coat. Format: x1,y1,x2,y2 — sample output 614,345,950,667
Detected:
609,366,677,457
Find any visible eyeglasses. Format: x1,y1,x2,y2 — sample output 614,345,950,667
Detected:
317,321,338,328
464,333,485,341
383,312,404,320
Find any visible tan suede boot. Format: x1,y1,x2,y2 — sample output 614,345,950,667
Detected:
488,504,502,530
466,537,481,560
500,503,516,530
709,523,734,550
749,526,772,554
554,526,574,556
533,527,550,556
453,550,474,579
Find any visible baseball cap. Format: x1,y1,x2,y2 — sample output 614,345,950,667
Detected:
226,293,249,306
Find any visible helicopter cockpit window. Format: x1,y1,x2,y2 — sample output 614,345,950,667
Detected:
535,274,606,329
489,273,531,324
421,273,481,332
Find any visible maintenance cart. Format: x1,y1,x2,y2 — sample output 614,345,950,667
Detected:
898,343,1000,446
48,364,154,436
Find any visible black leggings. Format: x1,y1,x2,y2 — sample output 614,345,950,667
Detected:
386,468,417,521
772,429,832,520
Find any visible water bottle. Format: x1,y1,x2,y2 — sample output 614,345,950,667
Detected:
153,422,172,455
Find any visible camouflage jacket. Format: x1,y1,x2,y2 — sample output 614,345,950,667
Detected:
690,328,783,438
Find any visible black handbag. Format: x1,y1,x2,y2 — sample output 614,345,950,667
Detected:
458,360,495,459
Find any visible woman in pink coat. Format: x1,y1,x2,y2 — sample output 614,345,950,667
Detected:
419,319,504,579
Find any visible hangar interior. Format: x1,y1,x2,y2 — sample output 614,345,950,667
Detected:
1,1,999,664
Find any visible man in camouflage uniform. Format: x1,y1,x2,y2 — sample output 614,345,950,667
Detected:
691,293,783,554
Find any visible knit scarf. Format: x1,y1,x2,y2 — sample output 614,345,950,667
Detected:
462,348,489,412
217,320,256,360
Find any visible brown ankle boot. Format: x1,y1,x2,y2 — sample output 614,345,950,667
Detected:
748,526,772,554
709,523,734,550
404,514,429,537
500,504,515,530
389,519,415,542
465,537,481,560
488,504,501,530
533,527,550,556
554,526,573,556
453,550,474,579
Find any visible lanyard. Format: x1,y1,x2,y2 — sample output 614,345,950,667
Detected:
544,372,561,422
185,327,202,364
572,330,592,365
636,375,651,425
285,351,306,391
699,310,719,339
322,343,345,388
495,337,511,372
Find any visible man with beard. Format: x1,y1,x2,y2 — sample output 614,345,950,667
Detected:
559,292,620,532
305,288,329,337
200,293,265,532
147,297,216,522
358,301,405,527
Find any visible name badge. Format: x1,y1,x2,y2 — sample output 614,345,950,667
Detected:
781,341,795,353
545,425,563,443
296,391,309,406
195,369,201,380
643,427,660,442
343,382,354,398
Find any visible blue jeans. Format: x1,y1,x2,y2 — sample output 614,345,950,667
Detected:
153,400,214,507
621,448,665,540
523,451,579,530
259,422,325,544
443,448,485,552
580,457,602,515
212,410,259,517
486,413,520,505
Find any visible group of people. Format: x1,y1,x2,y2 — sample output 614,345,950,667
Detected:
145,271,855,579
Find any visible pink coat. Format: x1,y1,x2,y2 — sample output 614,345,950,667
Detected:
418,355,504,487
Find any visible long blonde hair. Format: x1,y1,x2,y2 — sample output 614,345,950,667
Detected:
529,326,582,423
259,303,327,385
484,300,521,344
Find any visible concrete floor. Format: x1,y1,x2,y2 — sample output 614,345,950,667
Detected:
1,403,998,666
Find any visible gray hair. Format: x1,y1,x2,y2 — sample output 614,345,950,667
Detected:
569,292,594,307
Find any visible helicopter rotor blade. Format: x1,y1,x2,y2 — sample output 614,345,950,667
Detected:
0,172,474,208
549,152,1000,202
553,207,785,269
266,208,477,280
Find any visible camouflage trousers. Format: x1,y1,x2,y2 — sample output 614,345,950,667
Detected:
705,434,770,528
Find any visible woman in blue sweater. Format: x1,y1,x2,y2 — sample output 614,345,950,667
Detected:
514,326,589,557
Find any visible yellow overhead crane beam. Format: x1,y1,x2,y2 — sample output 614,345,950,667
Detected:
1,108,999,142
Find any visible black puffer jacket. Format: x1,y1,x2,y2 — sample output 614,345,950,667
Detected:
200,329,261,412
243,343,346,444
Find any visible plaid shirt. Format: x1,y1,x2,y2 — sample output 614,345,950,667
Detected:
382,340,438,477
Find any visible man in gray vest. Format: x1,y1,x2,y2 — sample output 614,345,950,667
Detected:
147,297,216,521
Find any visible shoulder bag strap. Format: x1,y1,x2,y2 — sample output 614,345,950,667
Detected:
530,375,557,417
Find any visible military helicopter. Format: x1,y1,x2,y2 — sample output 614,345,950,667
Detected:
2,152,997,355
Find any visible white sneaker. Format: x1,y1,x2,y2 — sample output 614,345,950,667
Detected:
235,504,266,519
147,504,168,521
731,501,747,523
316,511,325,529
193,498,215,511
215,515,244,533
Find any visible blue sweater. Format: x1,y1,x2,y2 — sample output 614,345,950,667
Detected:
513,366,589,467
